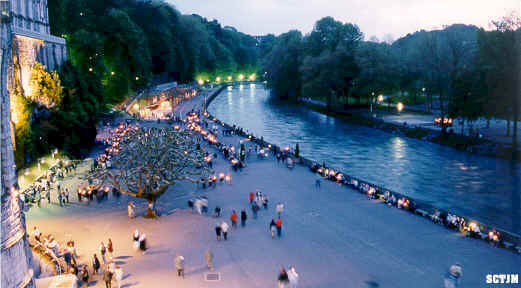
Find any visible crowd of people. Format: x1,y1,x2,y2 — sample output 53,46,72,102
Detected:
21,159,79,208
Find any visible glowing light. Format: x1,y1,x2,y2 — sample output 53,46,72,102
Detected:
198,79,204,85
111,71,115,76
227,76,232,81
227,86,232,91
89,68,93,72
133,103,139,110
135,76,139,81
238,74,244,81
248,74,256,81
397,102,404,112
377,95,384,102
216,77,221,82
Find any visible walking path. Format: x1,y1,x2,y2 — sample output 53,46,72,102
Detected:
28,89,519,288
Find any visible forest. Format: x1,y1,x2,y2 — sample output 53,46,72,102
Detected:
262,15,520,148
15,0,259,166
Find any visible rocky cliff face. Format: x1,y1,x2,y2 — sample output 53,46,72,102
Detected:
1,2,36,287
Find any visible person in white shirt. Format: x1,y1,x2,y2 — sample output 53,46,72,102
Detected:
114,265,123,288
220,221,229,240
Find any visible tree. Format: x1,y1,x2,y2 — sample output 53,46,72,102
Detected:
263,30,303,101
88,126,210,218
489,13,520,150
28,62,64,108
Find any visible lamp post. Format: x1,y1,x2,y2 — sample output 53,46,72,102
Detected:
397,102,404,113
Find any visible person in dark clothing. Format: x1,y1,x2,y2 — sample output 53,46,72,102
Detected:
241,210,247,227
215,223,222,241
103,267,113,288
214,206,221,217
81,266,89,288
64,250,72,269
93,254,101,274
270,219,277,238
276,217,283,237
188,199,194,212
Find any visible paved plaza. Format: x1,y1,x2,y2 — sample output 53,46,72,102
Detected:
27,91,520,288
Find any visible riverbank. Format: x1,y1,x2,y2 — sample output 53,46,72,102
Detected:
301,101,521,162
206,85,521,247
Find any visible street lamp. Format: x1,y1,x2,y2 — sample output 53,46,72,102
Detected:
377,95,384,103
198,79,204,86
216,77,221,83
238,74,244,81
397,102,404,113
227,76,232,82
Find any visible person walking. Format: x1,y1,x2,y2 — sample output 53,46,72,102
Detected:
241,210,247,227
107,238,114,260
249,192,254,204
58,191,63,207
444,263,462,288
65,188,70,203
205,249,214,271
262,195,268,210
81,266,89,288
288,266,299,288
114,265,123,288
252,203,259,219
276,217,283,237
103,266,113,288
46,190,51,204
215,223,222,241
175,255,185,278
92,254,101,274
276,202,284,216
221,221,229,240
278,267,289,288
100,242,107,264
270,219,277,238
230,210,238,229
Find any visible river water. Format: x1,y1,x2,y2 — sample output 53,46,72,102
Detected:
208,84,521,234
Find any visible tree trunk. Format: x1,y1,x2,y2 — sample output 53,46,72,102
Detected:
145,199,157,218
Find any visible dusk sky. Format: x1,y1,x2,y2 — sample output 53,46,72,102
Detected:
171,0,520,40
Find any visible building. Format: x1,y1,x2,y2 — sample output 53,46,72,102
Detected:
1,1,66,287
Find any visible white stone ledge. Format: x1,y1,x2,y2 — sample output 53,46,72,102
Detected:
13,27,65,45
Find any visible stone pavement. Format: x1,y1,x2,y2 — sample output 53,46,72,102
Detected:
26,89,520,288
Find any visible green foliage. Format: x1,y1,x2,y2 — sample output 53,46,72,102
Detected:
264,30,303,101
28,62,64,108
11,89,33,167
264,18,363,104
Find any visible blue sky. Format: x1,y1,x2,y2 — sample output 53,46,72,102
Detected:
170,0,520,40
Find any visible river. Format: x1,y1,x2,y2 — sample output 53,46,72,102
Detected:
208,84,521,234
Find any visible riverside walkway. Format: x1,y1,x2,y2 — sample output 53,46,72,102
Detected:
28,88,519,288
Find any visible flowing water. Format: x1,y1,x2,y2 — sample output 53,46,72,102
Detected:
208,85,521,234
